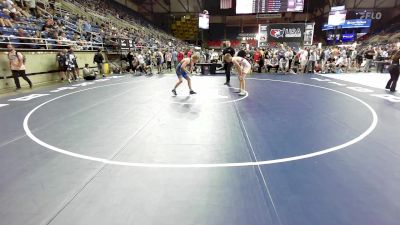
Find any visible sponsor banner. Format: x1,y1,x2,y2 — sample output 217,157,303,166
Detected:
303,23,314,46
267,23,305,42
267,23,306,42
322,19,372,31
258,23,314,47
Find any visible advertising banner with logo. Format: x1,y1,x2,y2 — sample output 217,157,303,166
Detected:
322,19,372,31
258,23,314,47
303,23,315,46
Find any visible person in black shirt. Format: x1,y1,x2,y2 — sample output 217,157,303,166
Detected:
127,51,134,73
93,49,105,77
386,51,400,92
222,43,235,86
258,56,265,73
363,47,375,72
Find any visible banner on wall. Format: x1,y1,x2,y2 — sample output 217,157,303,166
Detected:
258,23,314,47
303,23,315,46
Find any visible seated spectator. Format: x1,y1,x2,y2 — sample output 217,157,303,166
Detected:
2,0,15,14
41,18,54,31
0,17,13,27
17,28,32,47
325,56,336,73
278,57,289,73
83,20,91,33
267,55,279,73
27,0,37,18
59,32,69,46
335,56,348,73
82,63,97,80
0,31,10,48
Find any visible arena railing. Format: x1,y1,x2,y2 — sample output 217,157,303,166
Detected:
57,18,103,44
0,35,103,50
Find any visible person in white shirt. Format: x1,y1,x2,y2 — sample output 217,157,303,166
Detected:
137,52,145,73
335,56,348,73
278,57,289,73
350,49,357,70
83,63,97,80
308,48,317,73
299,49,309,74
285,48,294,70
165,51,172,71
267,55,279,73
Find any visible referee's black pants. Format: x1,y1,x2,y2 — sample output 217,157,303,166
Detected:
224,62,232,84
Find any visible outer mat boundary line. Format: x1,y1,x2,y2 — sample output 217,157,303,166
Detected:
23,78,379,168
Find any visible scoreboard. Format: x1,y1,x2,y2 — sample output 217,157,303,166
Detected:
236,0,304,14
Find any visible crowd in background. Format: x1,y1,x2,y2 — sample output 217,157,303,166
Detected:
211,43,400,75
1,0,185,51
2,0,400,93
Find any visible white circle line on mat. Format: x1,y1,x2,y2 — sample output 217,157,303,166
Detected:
23,78,378,168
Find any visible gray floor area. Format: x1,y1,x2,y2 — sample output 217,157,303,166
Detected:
0,74,399,225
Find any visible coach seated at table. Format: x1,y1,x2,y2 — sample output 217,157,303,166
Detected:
83,64,98,80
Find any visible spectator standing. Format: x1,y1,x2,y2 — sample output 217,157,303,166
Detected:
172,49,178,67
156,50,163,74
258,55,264,73
165,50,172,71
299,48,309,74
127,50,134,73
137,52,145,73
363,47,374,72
93,49,105,77
7,44,32,90
308,48,317,73
356,48,363,72
253,49,261,65
350,48,357,70
177,49,184,63
65,49,77,82
285,47,294,70
56,49,67,81
69,49,80,79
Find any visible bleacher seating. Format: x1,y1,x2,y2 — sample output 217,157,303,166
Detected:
0,0,186,51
